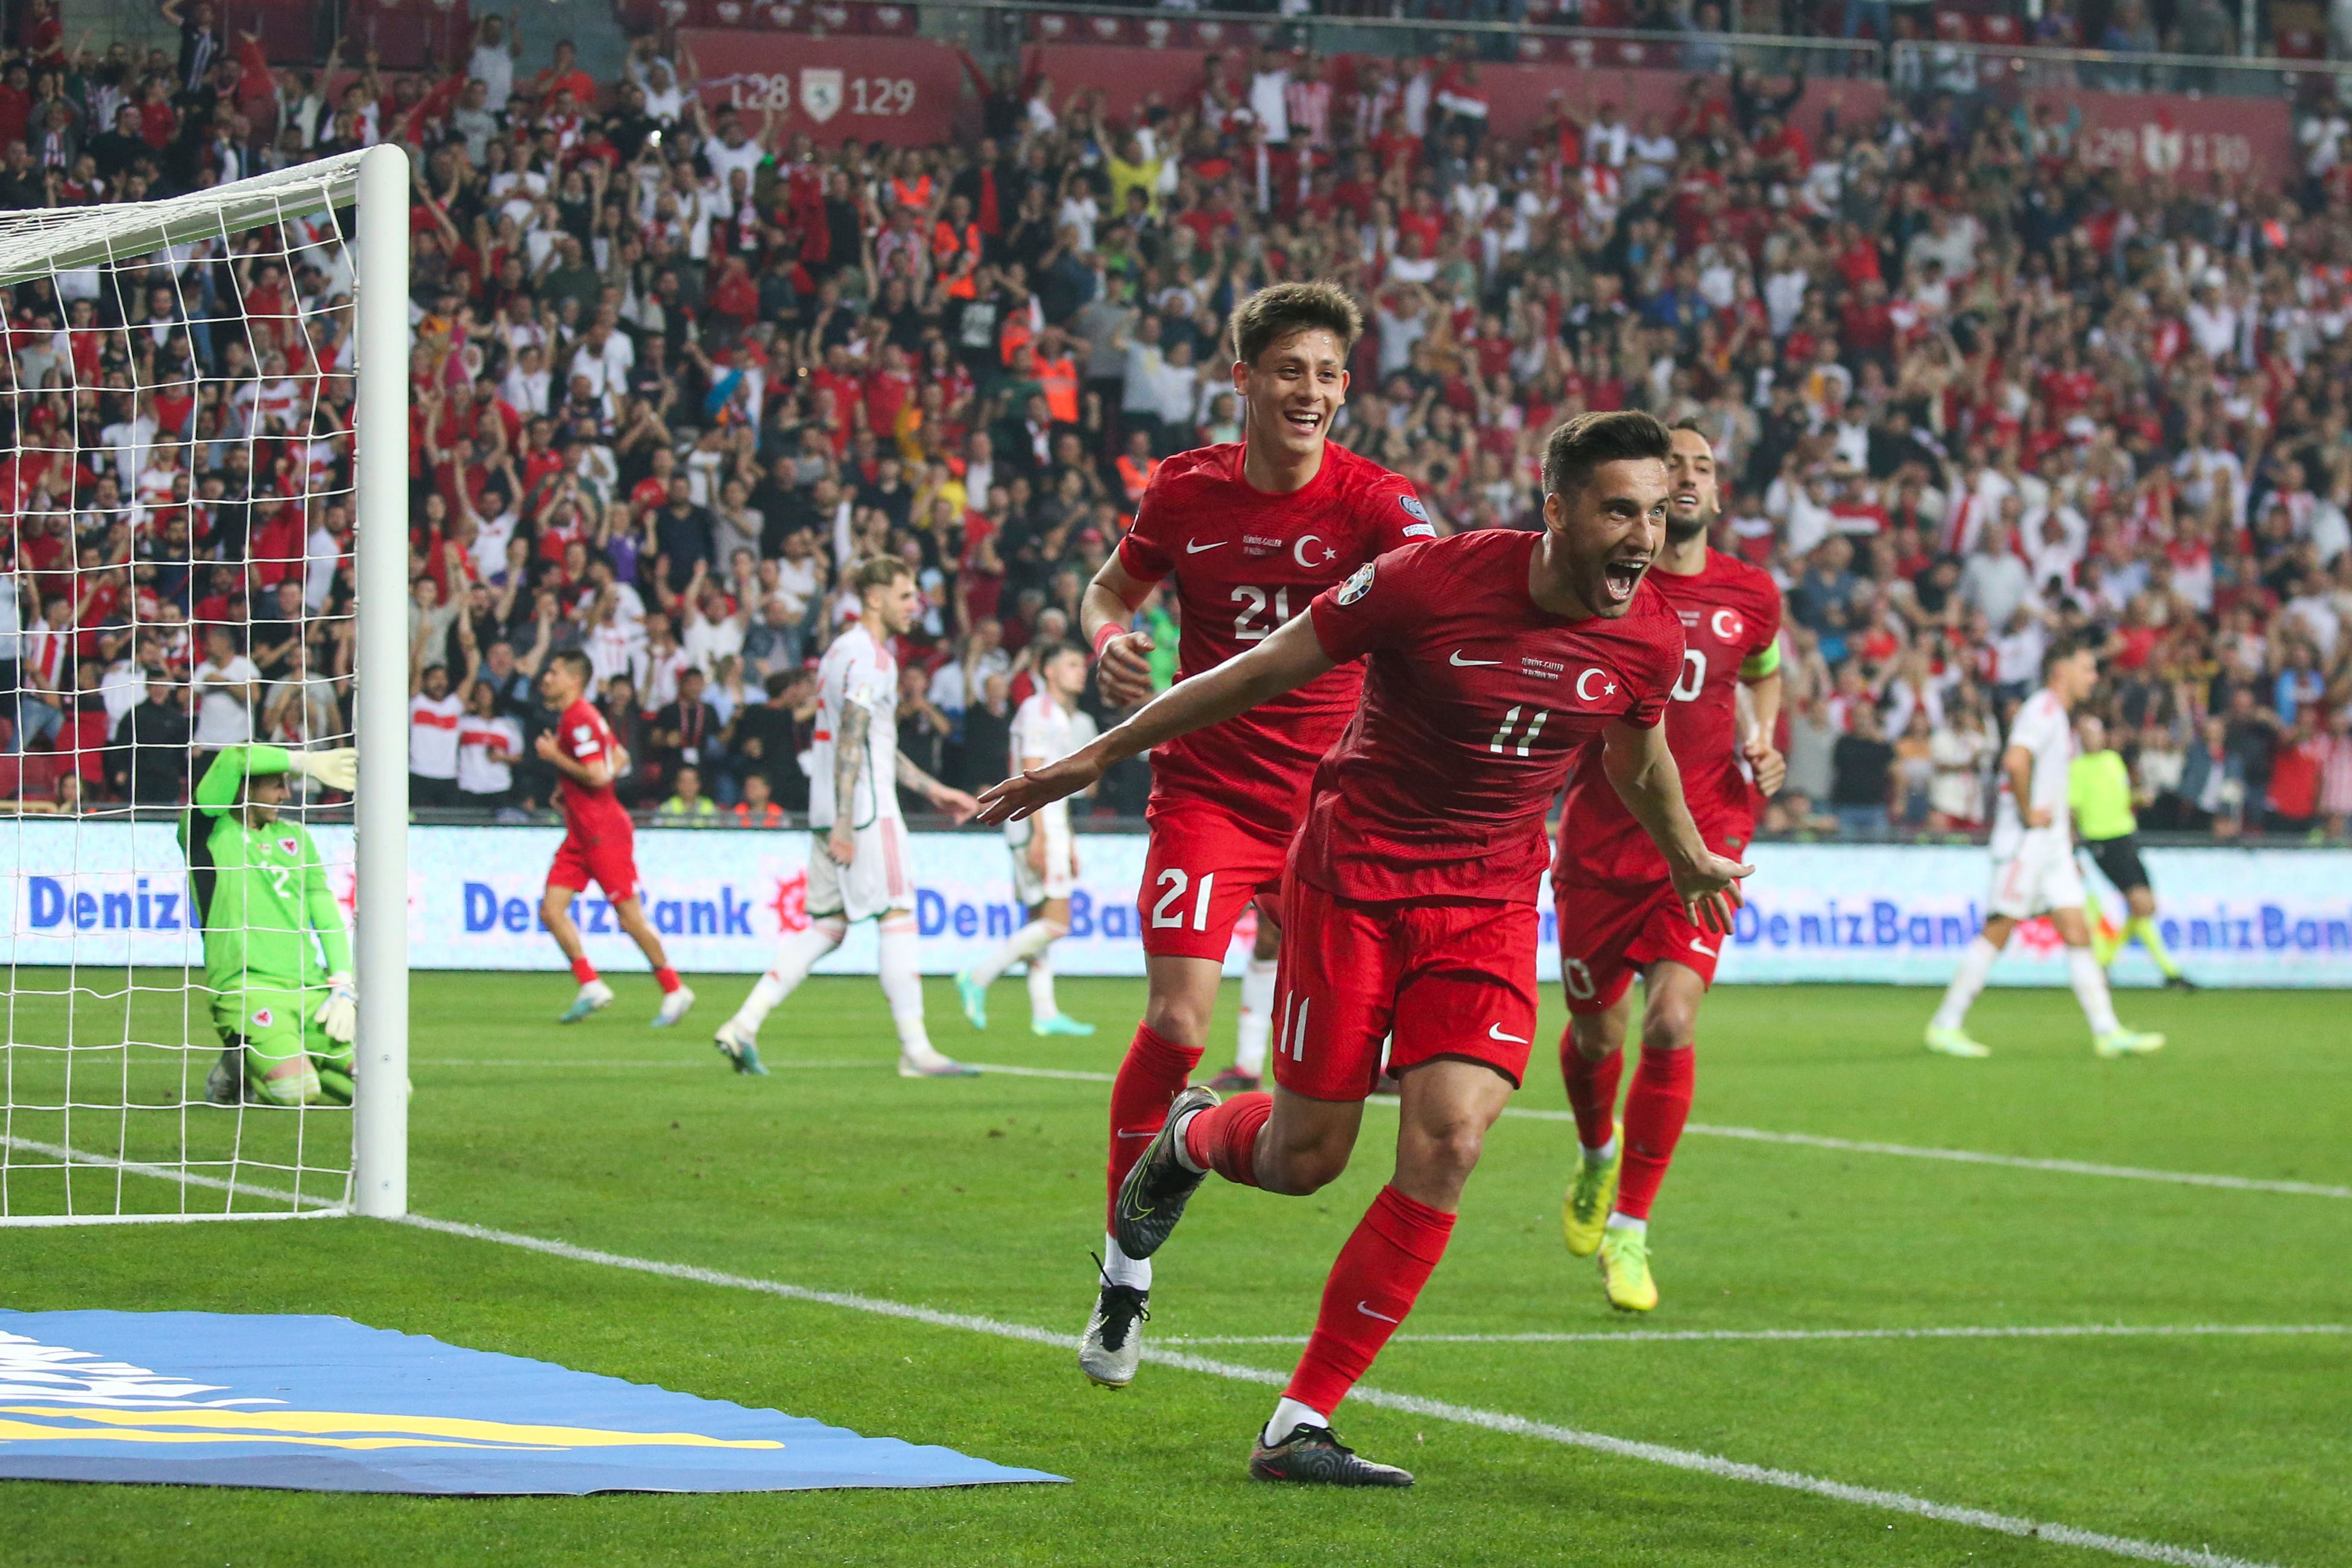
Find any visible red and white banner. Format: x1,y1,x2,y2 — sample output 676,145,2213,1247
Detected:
681,31,974,146
1023,45,1882,146
2016,88,2292,181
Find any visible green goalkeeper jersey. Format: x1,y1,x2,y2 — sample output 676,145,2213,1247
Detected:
179,746,353,995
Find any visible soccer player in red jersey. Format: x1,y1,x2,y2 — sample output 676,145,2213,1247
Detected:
985,412,1748,1485
533,649,695,1027
1075,282,1433,1388
1551,422,1784,1313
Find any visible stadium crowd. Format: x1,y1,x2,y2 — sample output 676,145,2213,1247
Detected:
1,0,2351,840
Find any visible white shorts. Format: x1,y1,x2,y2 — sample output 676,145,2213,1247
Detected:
806,820,914,923
1987,831,2085,921
1010,820,1074,906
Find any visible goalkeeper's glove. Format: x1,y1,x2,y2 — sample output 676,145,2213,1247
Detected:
315,972,358,1045
288,748,359,793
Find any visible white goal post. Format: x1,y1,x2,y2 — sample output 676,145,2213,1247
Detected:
0,144,408,1224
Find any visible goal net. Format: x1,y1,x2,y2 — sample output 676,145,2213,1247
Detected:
0,146,411,1226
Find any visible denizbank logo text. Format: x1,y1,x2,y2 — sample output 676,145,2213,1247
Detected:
0,827,2341,987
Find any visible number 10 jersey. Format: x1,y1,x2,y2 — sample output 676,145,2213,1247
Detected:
1555,549,1783,889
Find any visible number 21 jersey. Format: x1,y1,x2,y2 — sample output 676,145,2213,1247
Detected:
1118,441,1429,836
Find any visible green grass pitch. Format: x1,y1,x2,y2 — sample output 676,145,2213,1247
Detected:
1,971,2346,1567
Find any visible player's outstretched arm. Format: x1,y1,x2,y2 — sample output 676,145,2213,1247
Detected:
192,745,265,814
977,613,1335,825
1600,719,1753,934
194,745,360,814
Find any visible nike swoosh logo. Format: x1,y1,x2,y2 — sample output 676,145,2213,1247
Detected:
1115,1130,1156,1140
1356,1301,1401,1324
1185,540,1225,553
1487,1023,1528,1044
1689,937,1716,957
1450,651,1501,666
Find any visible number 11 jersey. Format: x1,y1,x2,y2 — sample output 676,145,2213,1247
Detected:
1118,441,1430,835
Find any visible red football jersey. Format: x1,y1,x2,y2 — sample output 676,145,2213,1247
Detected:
554,697,632,833
1556,550,1782,887
1300,530,1685,905
1118,441,1431,834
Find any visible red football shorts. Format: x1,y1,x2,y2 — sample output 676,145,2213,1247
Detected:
548,817,640,905
1553,876,1722,1015
1270,873,1539,1102
1137,799,1291,960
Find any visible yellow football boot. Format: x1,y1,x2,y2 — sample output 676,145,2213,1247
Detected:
1597,1226,1659,1312
1562,1134,1620,1259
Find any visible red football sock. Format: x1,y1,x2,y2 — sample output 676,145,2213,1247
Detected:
1560,1031,1622,1150
1284,1185,1456,1416
654,966,683,995
1615,1045,1694,1221
1179,1090,1270,1188
570,956,599,985
1105,1024,1204,1226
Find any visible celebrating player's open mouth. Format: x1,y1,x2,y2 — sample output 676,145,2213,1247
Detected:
1598,553,1650,607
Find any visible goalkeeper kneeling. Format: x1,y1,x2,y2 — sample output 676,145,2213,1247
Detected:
186,745,361,1107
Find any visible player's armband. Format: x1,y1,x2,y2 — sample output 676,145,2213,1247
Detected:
1739,639,1782,681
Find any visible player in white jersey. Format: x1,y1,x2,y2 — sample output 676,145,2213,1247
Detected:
1925,637,2165,1060
713,558,983,1078
955,641,1096,1037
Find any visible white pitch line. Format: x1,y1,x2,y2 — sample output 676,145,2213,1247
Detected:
4,1139,2303,1566
418,1058,884,1071
394,1212,2284,1568
1679,1124,2352,1200
1165,1323,2352,1347
971,1062,1128,1083
0,1135,345,1223
973,1065,2352,1200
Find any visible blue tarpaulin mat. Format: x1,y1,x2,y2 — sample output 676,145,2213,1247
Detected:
0,1309,1065,1495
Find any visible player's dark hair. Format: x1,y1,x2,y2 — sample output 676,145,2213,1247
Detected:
852,555,913,596
2043,632,2099,674
1670,416,1712,441
1542,411,1674,499
1033,639,1083,668
550,649,593,685
1231,280,1363,367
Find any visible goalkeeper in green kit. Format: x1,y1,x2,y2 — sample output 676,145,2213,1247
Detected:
187,744,362,1106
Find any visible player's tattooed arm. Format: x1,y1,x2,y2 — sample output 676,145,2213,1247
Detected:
828,703,871,863
895,749,979,823
2002,743,2049,827
1601,717,1753,934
